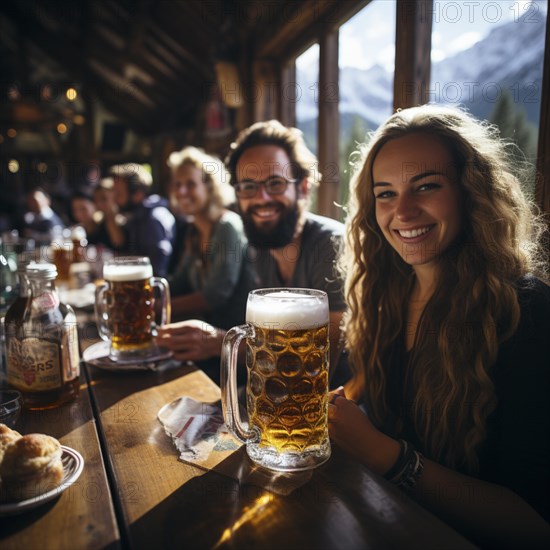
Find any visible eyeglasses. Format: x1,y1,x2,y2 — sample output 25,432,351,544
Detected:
233,177,299,199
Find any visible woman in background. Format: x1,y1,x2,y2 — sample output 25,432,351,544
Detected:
329,105,549,549
163,146,255,331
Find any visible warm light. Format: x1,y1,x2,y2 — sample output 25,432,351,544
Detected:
0,135,4,144
8,160,20,173
73,114,86,125
7,128,17,138
66,87,78,101
214,494,274,547
37,162,48,173
57,123,68,134
41,84,53,101
7,86,20,100
215,61,244,108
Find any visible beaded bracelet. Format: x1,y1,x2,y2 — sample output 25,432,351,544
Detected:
383,439,425,489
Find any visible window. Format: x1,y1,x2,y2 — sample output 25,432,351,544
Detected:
295,43,320,156
295,43,320,213
430,0,547,193
338,0,397,214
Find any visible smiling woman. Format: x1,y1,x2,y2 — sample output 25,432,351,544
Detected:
331,104,550,549
372,132,463,270
164,147,256,333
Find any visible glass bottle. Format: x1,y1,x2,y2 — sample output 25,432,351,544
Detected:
4,263,80,409
0,236,18,317
0,237,19,376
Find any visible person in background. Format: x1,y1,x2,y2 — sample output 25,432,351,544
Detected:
158,120,347,385
329,105,550,549
70,188,96,236
166,146,255,331
90,178,124,251
166,181,189,278
108,163,176,276
22,187,65,243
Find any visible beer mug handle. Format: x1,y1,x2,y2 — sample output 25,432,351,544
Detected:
151,277,171,326
95,282,110,342
221,325,259,444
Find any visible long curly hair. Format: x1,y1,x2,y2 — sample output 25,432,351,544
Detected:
341,105,548,472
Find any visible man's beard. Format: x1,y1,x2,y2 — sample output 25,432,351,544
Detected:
241,201,300,249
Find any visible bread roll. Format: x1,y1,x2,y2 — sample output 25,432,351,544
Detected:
0,423,21,463
0,433,64,501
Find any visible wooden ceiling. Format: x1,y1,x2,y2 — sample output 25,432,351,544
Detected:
0,0,367,142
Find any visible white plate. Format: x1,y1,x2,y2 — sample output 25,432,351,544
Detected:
0,446,84,516
58,284,96,309
82,340,174,371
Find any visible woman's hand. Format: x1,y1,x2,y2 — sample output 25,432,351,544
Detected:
156,320,225,362
328,387,401,475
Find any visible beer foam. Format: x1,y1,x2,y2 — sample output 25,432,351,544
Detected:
246,290,328,330
103,263,153,281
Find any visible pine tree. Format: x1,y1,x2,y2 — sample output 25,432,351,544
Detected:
489,89,538,195
338,115,368,220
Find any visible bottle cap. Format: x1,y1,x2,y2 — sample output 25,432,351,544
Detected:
26,262,58,280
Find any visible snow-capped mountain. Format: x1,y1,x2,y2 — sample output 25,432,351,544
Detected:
431,10,546,123
297,7,546,132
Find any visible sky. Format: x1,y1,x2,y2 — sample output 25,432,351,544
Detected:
298,0,548,72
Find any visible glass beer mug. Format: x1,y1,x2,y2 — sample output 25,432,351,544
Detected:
95,256,171,362
221,288,331,471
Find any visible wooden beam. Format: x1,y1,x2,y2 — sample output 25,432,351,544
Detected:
251,59,278,122
152,5,216,80
254,1,321,58
317,29,340,220
254,0,369,62
279,61,297,128
393,0,433,110
535,8,550,218
0,4,163,135
94,18,206,97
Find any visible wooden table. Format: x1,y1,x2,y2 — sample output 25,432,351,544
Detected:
2,344,476,550
85,362,477,550
0,376,120,550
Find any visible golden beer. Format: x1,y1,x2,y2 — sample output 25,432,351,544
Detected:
246,324,329,453
105,277,155,350
51,242,74,281
222,288,331,471
96,257,170,363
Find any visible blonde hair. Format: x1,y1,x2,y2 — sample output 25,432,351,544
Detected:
167,146,234,220
341,105,547,471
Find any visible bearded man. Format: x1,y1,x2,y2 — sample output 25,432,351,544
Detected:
157,121,347,385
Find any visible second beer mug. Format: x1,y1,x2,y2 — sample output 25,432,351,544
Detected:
221,288,331,472
95,256,171,363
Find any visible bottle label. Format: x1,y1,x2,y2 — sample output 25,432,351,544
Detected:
32,291,60,313
6,337,62,391
62,323,80,381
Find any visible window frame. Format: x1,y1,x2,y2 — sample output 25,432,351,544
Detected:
250,0,549,220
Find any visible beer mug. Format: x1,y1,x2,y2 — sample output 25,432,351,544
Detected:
221,288,331,471
95,256,171,362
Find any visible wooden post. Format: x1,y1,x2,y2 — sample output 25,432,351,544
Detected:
317,29,340,219
393,0,433,111
535,10,550,218
252,60,278,122
280,61,297,128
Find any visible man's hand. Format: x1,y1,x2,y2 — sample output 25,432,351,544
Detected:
155,320,225,362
